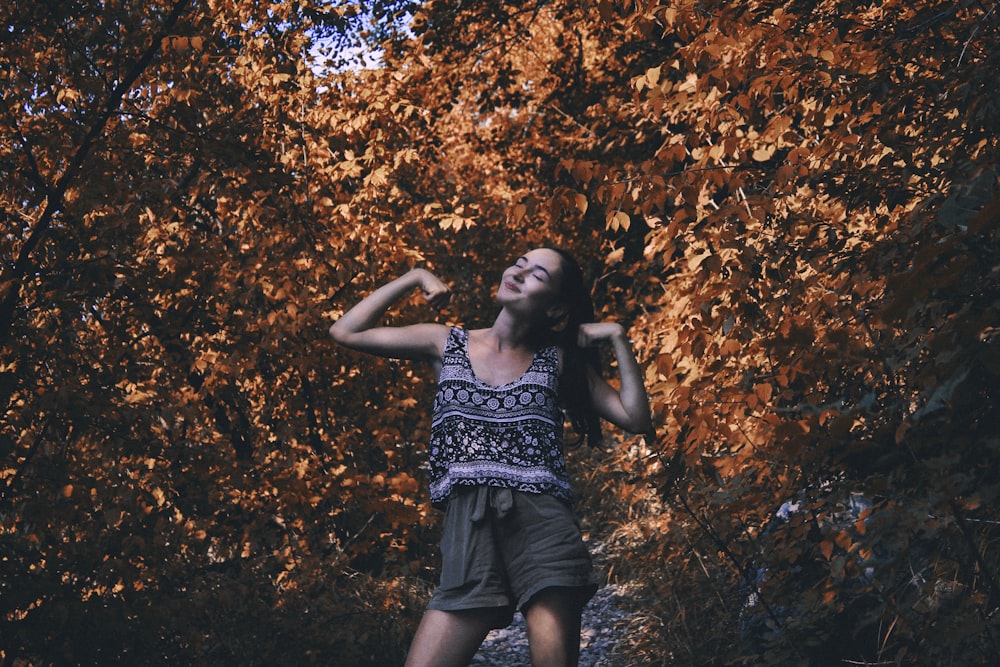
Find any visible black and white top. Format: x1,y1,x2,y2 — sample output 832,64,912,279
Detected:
428,327,571,507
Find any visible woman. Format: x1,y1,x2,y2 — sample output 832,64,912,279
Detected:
329,247,651,667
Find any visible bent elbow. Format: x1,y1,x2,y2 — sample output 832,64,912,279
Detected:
626,410,653,435
625,419,653,435
328,321,350,346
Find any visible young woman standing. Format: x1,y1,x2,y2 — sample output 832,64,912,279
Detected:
329,248,651,667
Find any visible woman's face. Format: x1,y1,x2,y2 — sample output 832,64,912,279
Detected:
496,248,566,318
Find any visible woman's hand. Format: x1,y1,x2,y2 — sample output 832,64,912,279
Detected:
576,321,626,348
413,269,451,310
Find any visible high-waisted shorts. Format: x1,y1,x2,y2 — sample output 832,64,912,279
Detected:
427,485,598,628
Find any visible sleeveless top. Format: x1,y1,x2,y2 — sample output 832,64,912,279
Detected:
428,327,572,507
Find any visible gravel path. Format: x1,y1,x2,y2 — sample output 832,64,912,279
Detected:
471,584,631,666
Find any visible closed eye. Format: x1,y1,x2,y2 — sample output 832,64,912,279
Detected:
512,256,551,281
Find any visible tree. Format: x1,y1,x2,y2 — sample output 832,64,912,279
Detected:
548,1,997,663
2,1,430,663
395,0,999,662
3,0,997,664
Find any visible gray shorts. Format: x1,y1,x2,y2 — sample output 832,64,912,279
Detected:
427,485,598,627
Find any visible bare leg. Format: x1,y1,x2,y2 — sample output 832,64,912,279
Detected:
523,587,585,667
404,608,503,667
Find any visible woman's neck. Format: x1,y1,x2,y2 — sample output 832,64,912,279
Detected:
486,308,541,351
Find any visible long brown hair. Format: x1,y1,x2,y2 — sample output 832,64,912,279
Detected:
542,247,602,447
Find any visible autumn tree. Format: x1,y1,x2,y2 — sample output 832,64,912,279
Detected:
3,0,998,664
389,0,999,663
1,1,435,663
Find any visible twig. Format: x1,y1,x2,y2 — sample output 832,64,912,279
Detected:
329,512,378,565
958,1,998,67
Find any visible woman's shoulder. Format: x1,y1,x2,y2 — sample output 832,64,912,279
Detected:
462,326,489,339
438,325,469,354
397,322,454,360
545,342,565,373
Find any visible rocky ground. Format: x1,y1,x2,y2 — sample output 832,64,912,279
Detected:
471,583,633,666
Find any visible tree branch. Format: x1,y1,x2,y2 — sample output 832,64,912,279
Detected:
0,0,193,347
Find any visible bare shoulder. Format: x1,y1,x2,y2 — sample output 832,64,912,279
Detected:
397,322,452,360
464,327,489,342
417,323,453,355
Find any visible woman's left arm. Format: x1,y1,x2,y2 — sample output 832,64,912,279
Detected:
578,322,653,434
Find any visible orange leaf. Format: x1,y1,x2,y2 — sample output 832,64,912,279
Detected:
608,210,631,231
834,531,852,551
753,383,773,402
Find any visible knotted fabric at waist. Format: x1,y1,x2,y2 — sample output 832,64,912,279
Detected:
470,485,514,522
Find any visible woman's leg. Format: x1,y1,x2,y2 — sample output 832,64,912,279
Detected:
523,587,585,667
404,608,504,667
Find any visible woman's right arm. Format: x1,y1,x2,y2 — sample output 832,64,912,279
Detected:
328,268,451,362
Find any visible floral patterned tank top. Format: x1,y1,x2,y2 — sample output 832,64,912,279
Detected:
428,327,571,507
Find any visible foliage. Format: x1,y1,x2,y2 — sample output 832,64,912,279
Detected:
557,0,998,663
1,1,432,663
2,0,997,664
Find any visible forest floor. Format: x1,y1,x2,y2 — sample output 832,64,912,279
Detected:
471,583,636,666
470,540,644,666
